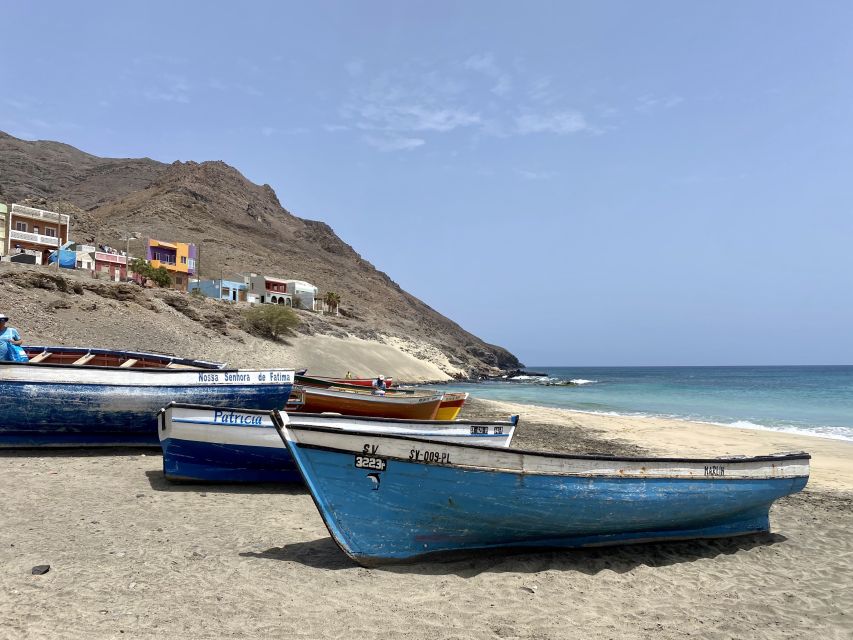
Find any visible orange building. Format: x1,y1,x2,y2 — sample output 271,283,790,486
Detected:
147,239,197,291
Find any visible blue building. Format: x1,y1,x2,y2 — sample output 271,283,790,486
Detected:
189,278,247,302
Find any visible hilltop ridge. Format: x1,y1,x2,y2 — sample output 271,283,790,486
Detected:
0,131,520,376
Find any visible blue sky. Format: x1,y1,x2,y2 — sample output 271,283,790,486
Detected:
2,1,852,365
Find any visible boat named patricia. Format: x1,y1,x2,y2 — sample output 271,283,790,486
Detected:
158,403,518,483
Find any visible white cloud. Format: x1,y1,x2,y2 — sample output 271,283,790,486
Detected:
464,53,511,97
144,75,191,103
363,135,425,152
636,94,684,112
352,101,481,133
515,110,589,135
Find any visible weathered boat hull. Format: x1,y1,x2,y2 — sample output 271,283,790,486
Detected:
322,376,394,388
278,425,810,566
158,403,518,483
0,364,294,447
435,392,469,421
289,385,443,420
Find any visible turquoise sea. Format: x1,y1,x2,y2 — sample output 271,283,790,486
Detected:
438,366,853,442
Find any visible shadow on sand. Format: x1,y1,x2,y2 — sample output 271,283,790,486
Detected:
144,469,307,496
0,446,160,458
243,531,787,575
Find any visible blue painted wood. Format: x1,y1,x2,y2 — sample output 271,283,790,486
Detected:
158,404,517,483
285,437,809,566
161,437,300,483
0,382,292,447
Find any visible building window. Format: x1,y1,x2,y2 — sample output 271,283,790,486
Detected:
180,256,187,264
15,221,27,232
33,225,39,234
44,228,56,237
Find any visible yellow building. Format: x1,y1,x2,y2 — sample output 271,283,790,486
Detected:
147,239,198,291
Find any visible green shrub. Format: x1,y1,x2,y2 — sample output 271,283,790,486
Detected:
129,258,172,288
151,267,172,288
242,304,299,340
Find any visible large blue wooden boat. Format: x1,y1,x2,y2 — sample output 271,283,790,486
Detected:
0,346,294,447
277,424,811,566
158,403,518,483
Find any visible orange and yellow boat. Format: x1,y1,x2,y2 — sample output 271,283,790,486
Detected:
287,385,443,420
435,392,469,421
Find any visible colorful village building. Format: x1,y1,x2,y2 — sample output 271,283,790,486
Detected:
244,274,320,308
3,204,70,264
189,278,248,302
246,274,292,305
147,239,197,291
283,280,319,310
92,251,127,281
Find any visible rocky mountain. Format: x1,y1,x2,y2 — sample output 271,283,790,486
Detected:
0,131,521,375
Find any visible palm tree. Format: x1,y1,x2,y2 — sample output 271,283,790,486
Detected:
323,291,341,314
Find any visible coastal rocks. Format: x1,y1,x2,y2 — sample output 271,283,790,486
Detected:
46,298,73,311
2,270,84,295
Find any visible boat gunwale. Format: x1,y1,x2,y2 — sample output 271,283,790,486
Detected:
297,385,444,404
23,345,226,369
158,403,517,426
2,361,294,375
279,423,811,465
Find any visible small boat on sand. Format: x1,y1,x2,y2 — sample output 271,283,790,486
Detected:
287,385,444,420
295,374,413,394
435,392,469,420
158,403,518,482
0,346,294,447
276,423,811,566
316,375,394,389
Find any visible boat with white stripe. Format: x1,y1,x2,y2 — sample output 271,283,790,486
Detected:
277,423,811,566
158,403,518,482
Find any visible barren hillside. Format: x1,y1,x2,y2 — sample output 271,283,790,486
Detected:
0,132,520,375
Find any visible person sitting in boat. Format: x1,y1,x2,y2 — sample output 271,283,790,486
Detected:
0,314,28,363
372,374,387,396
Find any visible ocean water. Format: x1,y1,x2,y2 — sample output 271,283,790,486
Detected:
437,366,853,442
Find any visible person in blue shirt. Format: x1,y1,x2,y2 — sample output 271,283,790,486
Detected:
0,314,27,362
371,374,387,396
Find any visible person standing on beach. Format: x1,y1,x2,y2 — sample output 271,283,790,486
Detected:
0,314,28,362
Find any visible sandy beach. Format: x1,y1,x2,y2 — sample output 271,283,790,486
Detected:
1,399,851,639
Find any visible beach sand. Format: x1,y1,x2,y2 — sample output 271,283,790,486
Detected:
1,399,850,639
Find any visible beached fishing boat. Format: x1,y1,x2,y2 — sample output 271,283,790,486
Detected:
435,392,469,420
276,424,811,566
158,403,518,482
316,375,394,389
0,346,294,447
295,374,413,394
287,385,444,420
